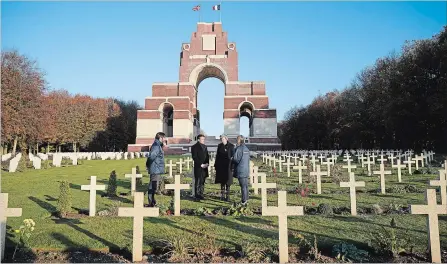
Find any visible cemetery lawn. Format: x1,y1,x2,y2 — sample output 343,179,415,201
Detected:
2,157,447,262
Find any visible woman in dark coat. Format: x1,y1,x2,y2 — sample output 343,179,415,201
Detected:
214,134,234,201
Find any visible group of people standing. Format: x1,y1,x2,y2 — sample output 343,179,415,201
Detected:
146,132,250,207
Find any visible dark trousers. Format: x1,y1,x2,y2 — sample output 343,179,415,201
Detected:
221,183,230,199
148,180,158,206
195,174,205,198
238,177,249,203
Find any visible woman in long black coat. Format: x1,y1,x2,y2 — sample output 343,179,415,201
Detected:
214,134,234,201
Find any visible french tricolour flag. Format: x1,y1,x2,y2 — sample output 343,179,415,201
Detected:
212,4,220,11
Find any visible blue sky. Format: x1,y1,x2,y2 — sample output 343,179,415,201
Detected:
2,1,446,137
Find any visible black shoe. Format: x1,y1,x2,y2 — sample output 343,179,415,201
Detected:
197,195,205,200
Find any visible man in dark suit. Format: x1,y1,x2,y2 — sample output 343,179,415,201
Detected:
191,134,209,201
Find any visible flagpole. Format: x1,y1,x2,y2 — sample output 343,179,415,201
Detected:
199,2,202,22
219,1,222,22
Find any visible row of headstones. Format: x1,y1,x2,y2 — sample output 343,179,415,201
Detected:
6,151,149,173
262,150,435,170
261,150,435,179
164,155,217,178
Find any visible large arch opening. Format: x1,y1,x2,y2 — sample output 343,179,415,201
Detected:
239,102,254,138
196,77,225,139
160,103,174,137
190,63,227,140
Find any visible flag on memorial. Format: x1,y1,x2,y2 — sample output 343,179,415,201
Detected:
212,4,220,11
192,5,200,11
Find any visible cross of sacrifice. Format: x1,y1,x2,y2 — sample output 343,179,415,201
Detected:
125,167,142,196
165,160,175,178
81,176,106,216
411,189,447,263
176,158,185,174
263,191,304,264
310,155,317,172
324,158,332,177
403,156,415,175
185,157,192,171
283,158,293,177
293,160,307,184
340,172,365,216
118,192,159,262
373,163,392,194
392,159,406,183
252,172,277,213
310,165,327,194
165,174,190,216
377,154,387,165
364,156,374,176
429,170,446,206
0,193,22,261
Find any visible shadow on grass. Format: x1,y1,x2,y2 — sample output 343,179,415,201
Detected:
51,218,130,257
141,217,241,248
29,196,57,215
51,232,131,262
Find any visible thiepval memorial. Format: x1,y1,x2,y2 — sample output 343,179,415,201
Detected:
128,22,280,153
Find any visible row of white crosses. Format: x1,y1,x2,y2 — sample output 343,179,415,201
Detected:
2,160,446,263
165,157,193,178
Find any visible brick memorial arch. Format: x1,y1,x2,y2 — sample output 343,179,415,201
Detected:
128,22,281,152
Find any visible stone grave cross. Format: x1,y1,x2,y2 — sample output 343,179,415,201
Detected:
310,165,327,194
364,156,374,176
118,192,159,262
318,154,325,164
388,153,396,166
165,160,175,178
392,159,406,183
185,157,192,171
263,191,304,264
165,174,190,216
176,158,185,174
81,176,106,216
283,158,293,177
125,167,142,196
292,160,307,184
403,156,415,175
310,155,317,172
323,158,332,177
429,171,446,206
343,157,357,174
377,154,387,165
410,189,447,263
0,193,22,261
252,172,276,212
340,172,365,216
373,163,392,194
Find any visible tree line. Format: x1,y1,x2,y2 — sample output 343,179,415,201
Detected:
1,50,141,154
279,26,447,152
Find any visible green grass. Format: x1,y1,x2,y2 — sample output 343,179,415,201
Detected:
1,157,446,260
